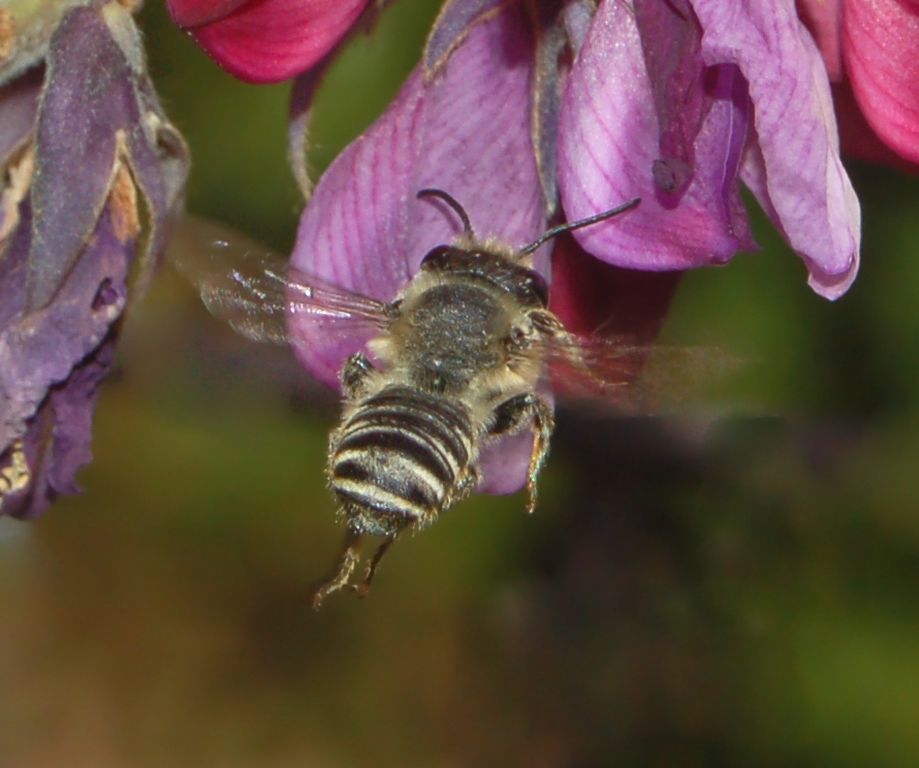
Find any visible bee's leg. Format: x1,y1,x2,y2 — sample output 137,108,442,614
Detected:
489,394,555,515
456,465,480,500
523,397,554,515
340,352,376,399
311,528,363,609
354,535,397,598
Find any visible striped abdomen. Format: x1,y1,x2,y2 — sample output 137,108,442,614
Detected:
329,385,476,536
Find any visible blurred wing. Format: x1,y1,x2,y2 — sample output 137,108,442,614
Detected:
171,216,391,345
541,332,740,414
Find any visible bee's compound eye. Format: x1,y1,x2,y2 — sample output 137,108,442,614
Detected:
526,273,549,306
420,245,455,270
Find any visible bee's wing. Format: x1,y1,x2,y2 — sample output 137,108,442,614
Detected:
539,332,740,414
172,217,391,345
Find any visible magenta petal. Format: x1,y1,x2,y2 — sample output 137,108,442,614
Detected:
843,0,919,164
691,0,860,299
558,0,752,272
172,0,369,83
290,3,543,494
166,0,248,28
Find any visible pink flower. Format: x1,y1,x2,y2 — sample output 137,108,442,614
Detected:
798,0,919,167
287,0,861,493
166,0,370,83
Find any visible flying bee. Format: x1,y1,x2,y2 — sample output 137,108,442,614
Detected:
177,190,664,607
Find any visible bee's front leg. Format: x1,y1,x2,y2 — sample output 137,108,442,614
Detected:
489,394,555,515
340,352,376,399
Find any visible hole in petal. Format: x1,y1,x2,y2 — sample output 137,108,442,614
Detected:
92,278,119,311
652,156,693,201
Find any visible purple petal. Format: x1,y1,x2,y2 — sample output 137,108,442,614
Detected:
0,67,41,169
1,196,133,513
690,0,860,299
290,1,543,385
424,0,506,76
2,337,115,519
290,2,543,495
28,4,189,310
558,0,753,270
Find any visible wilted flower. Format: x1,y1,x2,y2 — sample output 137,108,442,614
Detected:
797,0,919,167
166,0,372,83
0,1,189,517
287,0,861,491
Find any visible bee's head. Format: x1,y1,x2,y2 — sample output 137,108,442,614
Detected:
419,244,549,308
415,188,640,310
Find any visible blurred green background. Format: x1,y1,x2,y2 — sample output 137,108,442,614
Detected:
2,2,918,766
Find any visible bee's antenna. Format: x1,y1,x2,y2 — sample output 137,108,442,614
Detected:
417,188,475,239
518,197,641,257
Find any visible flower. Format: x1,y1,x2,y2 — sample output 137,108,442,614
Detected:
0,1,189,518
286,0,861,493
797,0,919,167
167,0,371,83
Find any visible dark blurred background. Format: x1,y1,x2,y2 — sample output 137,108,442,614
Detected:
2,2,918,766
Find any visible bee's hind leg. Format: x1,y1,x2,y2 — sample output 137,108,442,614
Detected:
354,535,397,598
311,528,363,609
489,394,555,515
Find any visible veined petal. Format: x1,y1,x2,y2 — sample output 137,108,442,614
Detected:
692,0,860,299
290,2,542,384
290,3,543,494
558,0,752,273
170,0,369,83
843,0,919,164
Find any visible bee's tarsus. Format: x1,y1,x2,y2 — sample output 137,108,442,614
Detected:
311,530,363,610
311,532,398,607
362,536,395,592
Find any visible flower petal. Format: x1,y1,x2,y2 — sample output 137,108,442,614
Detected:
171,0,369,84
1,196,133,517
0,67,41,169
290,2,543,384
166,0,249,28
796,0,844,81
1,337,115,519
549,235,681,342
558,0,753,272
30,4,189,311
290,3,543,494
691,0,860,298
843,0,919,164
424,0,505,76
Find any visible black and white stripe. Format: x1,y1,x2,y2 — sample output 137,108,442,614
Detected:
329,385,475,535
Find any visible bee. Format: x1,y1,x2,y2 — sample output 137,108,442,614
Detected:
177,190,646,607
